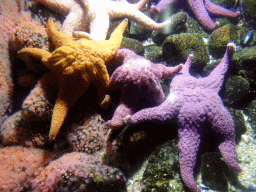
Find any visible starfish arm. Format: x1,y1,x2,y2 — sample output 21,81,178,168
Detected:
73,31,93,40
204,0,239,18
99,19,128,62
47,18,76,48
107,2,172,31
207,43,235,92
134,0,149,10
18,48,52,67
33,0,73,15
126,100,174,125
178,125,200,191
93,59,110,104
62,2,84,36
208,103,241,172
106,102,134,129
157,63,183,79
187,0,218,30
89,6,110,40
181,54,194,75
49,76,89,140
151,0,178,14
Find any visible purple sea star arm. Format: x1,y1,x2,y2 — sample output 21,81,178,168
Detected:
206,43,235,92
106,102,134,129
177,102,207,191
208,103,242,172
126,100,177,125
154,63,183,79
178,125,200,191
187,0,219,30
151,0,178,14
204,0,239,17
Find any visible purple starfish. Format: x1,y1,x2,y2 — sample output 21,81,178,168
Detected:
151,0,239,30
125,43,241,191
105,48,183,129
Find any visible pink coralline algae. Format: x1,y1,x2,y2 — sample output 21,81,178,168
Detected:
0,20,14,127
0,146,53,192
31,152,126,192
106,48,182,129
151,0,239,30
66,113,109,154
1,72,57,147
126,43,241,191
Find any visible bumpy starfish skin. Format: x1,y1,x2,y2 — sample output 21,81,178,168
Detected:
19,17,128,141
125,43,241,191
105,48,183,129
151,0,239,30
33,0,172,40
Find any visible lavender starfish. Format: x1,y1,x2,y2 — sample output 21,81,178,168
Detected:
125,43,241,191
151,0,239,30
105,48,182,129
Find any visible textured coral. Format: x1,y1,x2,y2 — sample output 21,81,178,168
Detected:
31,152,126,192
66,113,109,154
0,146,53,192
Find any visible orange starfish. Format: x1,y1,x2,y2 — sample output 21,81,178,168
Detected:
19,17,128,140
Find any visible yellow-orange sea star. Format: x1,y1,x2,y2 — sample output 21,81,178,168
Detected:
19,17,128,140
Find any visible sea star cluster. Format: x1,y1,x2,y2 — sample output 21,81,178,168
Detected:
125,43,241,191
32,0,173,40
0,0,245,191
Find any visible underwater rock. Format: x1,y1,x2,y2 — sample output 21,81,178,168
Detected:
208,24,240,59
65,113,108,154
232,46,256,89
223,75,250,107
162,32,209,72
144,45,163,63
121,37,145,56
0,146,53,192
31,152,126,192
142,140,186,192
151,12,188,45
201,152,229,191
243,100,256,133
0,10,14,126
241,0,256,25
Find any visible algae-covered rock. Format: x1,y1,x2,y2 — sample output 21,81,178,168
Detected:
142,140,186,192
144,45,162,63
162,33,209,72
208,24,240,59
242,0,256,24
223,75,250,107
121,37,144,56
243,100,256,133
151,12,188,45
232,46,256,88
